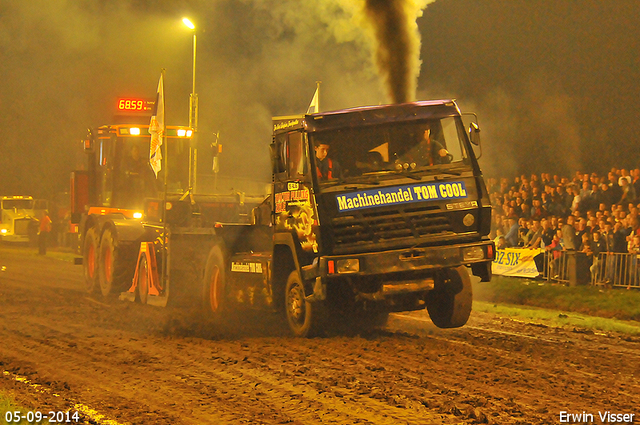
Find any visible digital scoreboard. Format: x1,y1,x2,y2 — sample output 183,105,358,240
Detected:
115,97,154,114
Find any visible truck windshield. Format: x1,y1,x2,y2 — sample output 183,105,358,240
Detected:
2,200,34,209
309,117,470,181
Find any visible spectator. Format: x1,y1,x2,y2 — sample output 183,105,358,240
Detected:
598,183,614,209
525,218,543,248
547,229,565,279
540,218,555,248
38,211,52,255
496,235,508,250
562,215,577,250
505,216,520,248
530,197,547,219
618,178,636,206
590,230,606,281
608,172,622,203
632,168,640,201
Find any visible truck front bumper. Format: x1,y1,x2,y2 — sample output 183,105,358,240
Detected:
302,240,494,301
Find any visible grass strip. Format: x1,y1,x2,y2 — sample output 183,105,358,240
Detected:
474,276,640,322
474,301,640,335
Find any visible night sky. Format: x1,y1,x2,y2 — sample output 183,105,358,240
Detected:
1,0,639,199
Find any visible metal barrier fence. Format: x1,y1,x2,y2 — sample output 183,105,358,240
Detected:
591,252,640,288
541,250,640,288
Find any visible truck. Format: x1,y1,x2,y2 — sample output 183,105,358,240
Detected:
123,99,494,337
73,118,260,298
0,196,45,243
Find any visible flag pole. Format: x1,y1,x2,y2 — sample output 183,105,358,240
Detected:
316,80,321,113
160,68,169,294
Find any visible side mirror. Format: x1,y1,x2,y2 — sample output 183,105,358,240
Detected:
468,122,481,146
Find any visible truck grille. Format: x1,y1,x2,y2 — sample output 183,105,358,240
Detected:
14,218,31,235
330,205,453,253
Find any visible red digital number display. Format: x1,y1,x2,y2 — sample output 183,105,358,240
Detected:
116,98,152,112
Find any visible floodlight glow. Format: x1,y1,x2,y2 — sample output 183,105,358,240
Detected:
130,127,141,135
182,18,195,30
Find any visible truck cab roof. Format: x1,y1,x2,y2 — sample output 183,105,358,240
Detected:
273,100,461,135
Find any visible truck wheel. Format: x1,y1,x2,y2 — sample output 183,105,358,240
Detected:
202,246,227,317
137,256,149,304
426,266,472,328
284,270,325,337
83,227,99,294
98,227,133,297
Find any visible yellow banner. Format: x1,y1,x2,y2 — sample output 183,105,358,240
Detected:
492,248,543,278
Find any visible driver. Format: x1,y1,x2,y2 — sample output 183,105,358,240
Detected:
419,125,450,165
315,142,342,180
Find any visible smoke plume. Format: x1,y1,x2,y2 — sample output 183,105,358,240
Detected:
363,0,430,103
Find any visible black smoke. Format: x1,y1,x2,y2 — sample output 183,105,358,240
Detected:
363,0,425,104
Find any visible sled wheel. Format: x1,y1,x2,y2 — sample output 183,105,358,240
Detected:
83,227,100,294
203,246,227,317
137,256,149,304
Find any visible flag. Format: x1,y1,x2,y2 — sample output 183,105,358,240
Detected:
149,73,165,177
306,85,319,114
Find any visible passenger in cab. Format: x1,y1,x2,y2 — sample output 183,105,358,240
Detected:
315,142,342,180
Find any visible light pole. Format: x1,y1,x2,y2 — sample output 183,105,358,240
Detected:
182,17,198,194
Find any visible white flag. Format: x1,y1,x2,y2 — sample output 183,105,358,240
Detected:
306,86,319,114
149,73,165,177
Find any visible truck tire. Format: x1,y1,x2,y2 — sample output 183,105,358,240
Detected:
284,270,326,337
202,246,228,317
98,227,134,297
426,266,472,328
137,256,149,304
83,227,100,294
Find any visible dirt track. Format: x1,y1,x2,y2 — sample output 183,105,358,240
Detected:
0,245,639,425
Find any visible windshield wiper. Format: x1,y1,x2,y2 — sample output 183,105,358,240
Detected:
395,172,423,181
433,170,463,179
322,180,381,190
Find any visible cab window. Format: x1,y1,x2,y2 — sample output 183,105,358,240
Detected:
287,131,307,179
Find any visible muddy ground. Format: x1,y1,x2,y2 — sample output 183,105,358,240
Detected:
0,245,638,425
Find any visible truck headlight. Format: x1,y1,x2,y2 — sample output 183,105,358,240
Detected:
0,228,6,234
336,258,360,274
133,212,143,219
463,246,485,261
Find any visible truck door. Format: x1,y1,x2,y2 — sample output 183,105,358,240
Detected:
273,131,320,256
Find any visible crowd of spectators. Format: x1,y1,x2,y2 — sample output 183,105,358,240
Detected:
489,168,640,283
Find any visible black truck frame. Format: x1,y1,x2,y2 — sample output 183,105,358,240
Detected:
175,99,495,337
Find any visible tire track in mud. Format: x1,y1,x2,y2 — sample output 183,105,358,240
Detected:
2,248,640,424
387,314,640,417
0,312,463,424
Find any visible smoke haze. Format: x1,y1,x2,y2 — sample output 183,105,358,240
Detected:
1,0,640,199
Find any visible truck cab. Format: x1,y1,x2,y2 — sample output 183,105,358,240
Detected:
210,100,494,336
0,196,40,243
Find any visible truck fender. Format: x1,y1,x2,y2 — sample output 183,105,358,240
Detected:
272,233,320,300
107,219,145,243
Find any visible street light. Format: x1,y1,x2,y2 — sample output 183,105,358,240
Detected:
182,17,198,194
